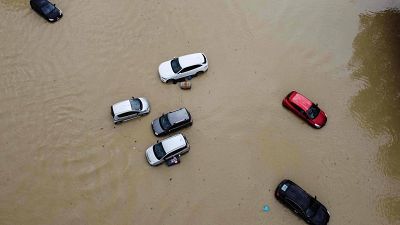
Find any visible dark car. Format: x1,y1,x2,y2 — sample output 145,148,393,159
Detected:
275,180,330,225
282,91,327,129
30,0,63,22
151,108,192,136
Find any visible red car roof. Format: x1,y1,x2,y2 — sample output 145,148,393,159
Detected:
291,92,313,111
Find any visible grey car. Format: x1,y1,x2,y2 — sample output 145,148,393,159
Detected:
151,108,192,136
111,97,150,124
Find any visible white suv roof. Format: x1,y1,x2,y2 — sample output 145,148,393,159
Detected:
178,53,205,68
162,134,187,153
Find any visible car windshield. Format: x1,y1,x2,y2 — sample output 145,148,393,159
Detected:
41,3,55,15
170,58,182,73
153,143,166,160
306,104,320,119
129,99,142,111
159,114,172,130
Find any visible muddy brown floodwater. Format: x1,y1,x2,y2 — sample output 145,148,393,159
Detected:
0,0,399,225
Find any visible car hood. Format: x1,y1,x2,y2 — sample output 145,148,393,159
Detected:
311,205,330,225
313,110,327,127
139,98,150,112
152,118,165,136
49,8,61,19
158,61,175,79
145,146,159,166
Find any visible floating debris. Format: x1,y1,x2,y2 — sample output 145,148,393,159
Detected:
179,81,191,90
166,155,181,166
263,204,270,212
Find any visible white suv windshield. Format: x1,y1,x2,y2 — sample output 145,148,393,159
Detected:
171,58,182,73
153,143,166,160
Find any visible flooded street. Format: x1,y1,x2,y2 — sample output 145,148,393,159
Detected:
0,0,399,224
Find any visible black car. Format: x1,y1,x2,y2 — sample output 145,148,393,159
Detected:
30,0,63,22
151,108,192,136
275,180,330,225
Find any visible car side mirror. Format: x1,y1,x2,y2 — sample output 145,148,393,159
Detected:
314,196,317,200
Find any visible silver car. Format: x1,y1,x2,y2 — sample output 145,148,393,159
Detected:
145,133,190,166
111,97,150,124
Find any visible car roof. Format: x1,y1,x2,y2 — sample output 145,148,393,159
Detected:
161,134,187,153
31,0,49,6
168,108,190,124
178,53,204,68
285,183,311,211
291,92,313,111
113,100,132,115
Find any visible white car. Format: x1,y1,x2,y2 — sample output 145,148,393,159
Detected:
111,97,150,124
158,53,208,83
145,134,190,166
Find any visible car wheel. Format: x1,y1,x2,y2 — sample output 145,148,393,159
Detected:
114,121,122,125
187,76,192,80
172,79,177,84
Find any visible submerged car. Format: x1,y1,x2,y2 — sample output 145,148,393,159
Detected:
158,53,208,83
145,134,190,166
111,97,150,124
275,180,330,225
282,91,327,128
30,0,63,22
151,108,192,136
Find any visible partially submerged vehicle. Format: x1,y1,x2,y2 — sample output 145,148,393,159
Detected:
282,91,327,128
145,134,190,166
275,180,330,225
151,108,192,136
30,0,63,22
111,97,150,124
158,53,208,83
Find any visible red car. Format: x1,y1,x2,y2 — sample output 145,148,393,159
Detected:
282,91,327,128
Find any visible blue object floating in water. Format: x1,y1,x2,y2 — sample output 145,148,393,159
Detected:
263,204,270,212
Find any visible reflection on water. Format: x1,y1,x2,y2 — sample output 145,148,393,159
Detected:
379,197,400,223
350,8,400,179
349,8,400,223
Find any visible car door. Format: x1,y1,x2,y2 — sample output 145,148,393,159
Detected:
118,111,137,121
286,199,305,217
291,103,307,120
178,65,201,79
163,149,182,160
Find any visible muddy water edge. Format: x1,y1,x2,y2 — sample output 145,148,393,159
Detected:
0,0,399,225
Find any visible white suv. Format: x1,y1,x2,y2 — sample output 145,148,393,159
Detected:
111,97,150,124
145,134,190,166
158,53,208,83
